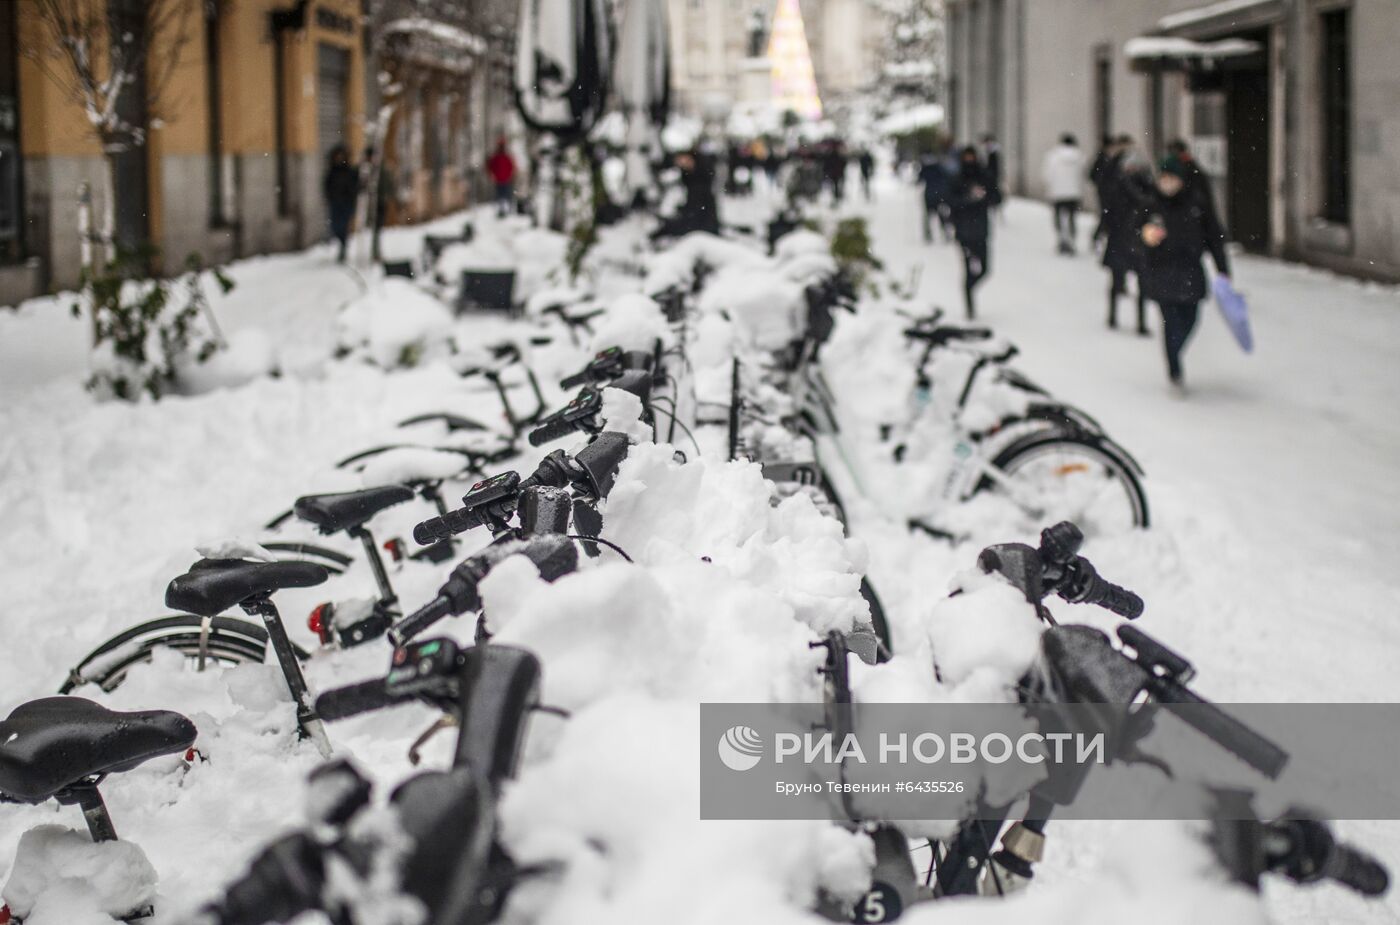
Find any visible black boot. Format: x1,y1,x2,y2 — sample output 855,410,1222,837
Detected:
1107,290,1119,329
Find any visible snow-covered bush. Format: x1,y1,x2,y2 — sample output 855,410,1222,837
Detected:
78,248,232,400
337,278,454,368
829,218,884,294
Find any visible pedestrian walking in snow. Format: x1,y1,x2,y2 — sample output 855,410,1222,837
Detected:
1137,159,1232,390
917,148,953,243
1165,138,1221,226
680,147,721,234
1102,151,1154,334
858,149,875,200
950,146,993,319
1042,133,1086,254
486,138,518,217
822,140,848,203
323,144,359,264
981,133,1004,207
1089,134,1126,244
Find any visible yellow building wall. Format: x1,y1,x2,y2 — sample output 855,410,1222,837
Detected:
17,0,105,157
19,0,367,245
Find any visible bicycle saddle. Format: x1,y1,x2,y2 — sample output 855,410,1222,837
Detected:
166,558,329,616
0,697,196,802
293,485,415,534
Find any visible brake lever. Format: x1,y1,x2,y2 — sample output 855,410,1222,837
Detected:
408,714,459,767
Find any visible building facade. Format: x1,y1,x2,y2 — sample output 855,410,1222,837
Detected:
944,0,1400,282
668,0,891,120
0,0,511,306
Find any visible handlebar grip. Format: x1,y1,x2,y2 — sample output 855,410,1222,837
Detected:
202,833,325,925
1153,685,1290,779
528,415,581,447
388,595,456,646
315,677,412,722
1059,557,1144,619
1328,844,1390,897
411,506,476,545
559,369,589,389
1079,576,1144,620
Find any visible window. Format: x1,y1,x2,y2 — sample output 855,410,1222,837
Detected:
1319,7,1351,225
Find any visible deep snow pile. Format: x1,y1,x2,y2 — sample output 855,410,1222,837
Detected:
0,189,1396,925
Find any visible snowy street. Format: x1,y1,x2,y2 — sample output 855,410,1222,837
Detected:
1,174,1399,924
850,181,1400,706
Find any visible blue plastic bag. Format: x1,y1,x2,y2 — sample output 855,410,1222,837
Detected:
1212,275,1253,353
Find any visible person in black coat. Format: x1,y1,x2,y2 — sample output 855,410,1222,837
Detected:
981,133,1003,208
1101,152,1153,335
681,148,721,235
323,144,359,263
1165,139,1221,225
1137,159,1231,388
949,146,993,319
1089,134,1124,243
917,149,952,243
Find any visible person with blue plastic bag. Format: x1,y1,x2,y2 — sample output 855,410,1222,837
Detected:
1137,157,1231,391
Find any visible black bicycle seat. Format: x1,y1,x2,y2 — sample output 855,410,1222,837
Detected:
293,485,415,534
166,558,329,616
0,697,196,802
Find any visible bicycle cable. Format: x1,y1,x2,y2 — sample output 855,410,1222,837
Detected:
651,405,703,456
566,535,634,563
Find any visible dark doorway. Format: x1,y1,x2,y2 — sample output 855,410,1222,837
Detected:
1223,31,1270,251
0,1,23,263
1093,45,1112,144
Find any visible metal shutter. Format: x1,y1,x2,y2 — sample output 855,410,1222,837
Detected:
317,43,351,159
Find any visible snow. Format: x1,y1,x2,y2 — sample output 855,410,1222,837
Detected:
3,825,158,921
0,178,1398,925
1123,36,1261,60
337,278,455,368
875,103,946,136
381,17,487,55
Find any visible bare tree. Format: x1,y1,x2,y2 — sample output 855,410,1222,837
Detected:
27,0,200,262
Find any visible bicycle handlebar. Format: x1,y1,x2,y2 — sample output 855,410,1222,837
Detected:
902,325,995,345
529,414,585,446
315,676,415,722
197,832,325,925
1058,557,1144,619
386,595,459,648
388,533,579,646
1321,839,1391,896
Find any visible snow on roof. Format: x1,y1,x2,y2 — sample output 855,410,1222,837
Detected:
382,17,487,55
1124,36,1261,60
883,60,936,80
874,103,944,136
1157,0,1278,32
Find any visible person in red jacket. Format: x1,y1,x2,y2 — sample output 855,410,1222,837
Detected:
486,139,516,217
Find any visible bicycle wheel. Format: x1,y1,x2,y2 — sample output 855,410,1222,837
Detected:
979,433,1149,533
60,615,282,693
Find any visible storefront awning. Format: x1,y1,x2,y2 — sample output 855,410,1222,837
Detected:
1124,35,1262,70
382,17,487,74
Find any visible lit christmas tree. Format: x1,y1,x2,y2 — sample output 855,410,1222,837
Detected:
767,0,822,120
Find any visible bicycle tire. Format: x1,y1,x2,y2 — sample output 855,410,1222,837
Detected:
260,541,353,574
60,614,284,693
978,432,1150,531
